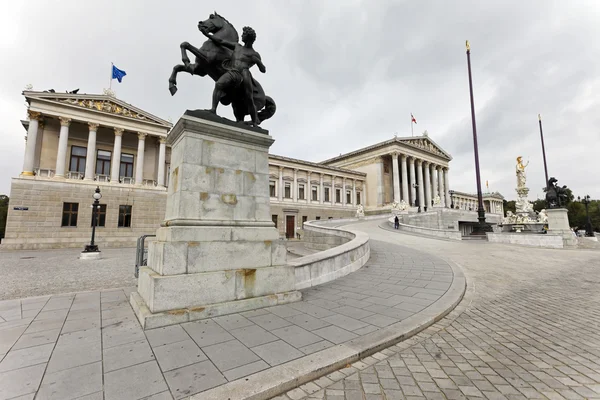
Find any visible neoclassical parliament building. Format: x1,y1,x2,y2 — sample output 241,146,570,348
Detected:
1,91,504,249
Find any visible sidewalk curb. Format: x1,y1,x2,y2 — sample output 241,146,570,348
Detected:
195,257,466,400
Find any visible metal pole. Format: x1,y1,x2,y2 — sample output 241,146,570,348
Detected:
466,41,490,234
90,199,98,247
538,114,549,189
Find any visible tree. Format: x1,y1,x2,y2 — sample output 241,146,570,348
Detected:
0,195,8,240
503,200,515,217
532,198,546,212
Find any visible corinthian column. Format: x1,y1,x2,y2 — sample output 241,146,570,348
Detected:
110,128,123,182
391,153,400,203
278,166,284,201
444,168,451,207
438,166,445,206
401,154,409,203
416,160,425,209
84,123,99,181
423,161,431,208
22,110,41,176
54,117,71,178
157,137,167,186
135,132,147,184
293,169,298,202
409,158,416,206
432,164,438,200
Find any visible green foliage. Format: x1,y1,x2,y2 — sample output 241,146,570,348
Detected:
566,198,600,232
0,195,8,240
503,200,516,217
532,198,546,212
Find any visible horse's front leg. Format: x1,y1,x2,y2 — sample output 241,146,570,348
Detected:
169,64,194,96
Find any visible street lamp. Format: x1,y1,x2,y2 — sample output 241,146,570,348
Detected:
578,195,594,237
449,190,455,209
84,186,102,253
412,183,420,213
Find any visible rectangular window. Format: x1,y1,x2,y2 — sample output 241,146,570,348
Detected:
316,216,321,220
272,214,278,227
302,216,307,225
336,189,341,203
298,184,305,200
328,217,333,220
91,204,107,227
384,164,390,174
270,181,276,197
69,146,86,173
284,182,291,199
61,202,78,227
324,187,330,202
96,150,111,175
312,186,318,201
357,192,361,205
347,190,352,204
120,154,134,178
118,205,132,227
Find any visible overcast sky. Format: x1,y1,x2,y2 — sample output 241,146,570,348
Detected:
1,0,599,201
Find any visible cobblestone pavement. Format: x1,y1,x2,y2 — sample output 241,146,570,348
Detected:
0,234,456,400
279,220,600,400
0,247,137,300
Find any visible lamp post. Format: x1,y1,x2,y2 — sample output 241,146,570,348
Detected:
413,183,420,213
579,195,594,237
84,186,102,253
465,40,492,234
449,190,455,209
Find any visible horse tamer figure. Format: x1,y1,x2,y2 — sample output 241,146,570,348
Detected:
545,177,568,208
168,12,276,126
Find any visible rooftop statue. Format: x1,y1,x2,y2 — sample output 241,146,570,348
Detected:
168,12,276,127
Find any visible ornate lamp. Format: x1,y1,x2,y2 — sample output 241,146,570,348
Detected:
84,186,102,253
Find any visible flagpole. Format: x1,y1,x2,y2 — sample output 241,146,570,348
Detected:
411,116,413,137
538,114,549,191
109,62,113,90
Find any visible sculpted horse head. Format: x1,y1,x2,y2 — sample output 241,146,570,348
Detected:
195,12,238,80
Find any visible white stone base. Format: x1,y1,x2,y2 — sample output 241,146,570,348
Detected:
486,233,564,248
130,290,301,330
79,251,101,260
546,208,577,247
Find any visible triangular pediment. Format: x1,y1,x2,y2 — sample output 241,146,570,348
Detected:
24,91,172,128
398,137,452,160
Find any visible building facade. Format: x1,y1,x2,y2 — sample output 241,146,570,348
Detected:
1,91,502,250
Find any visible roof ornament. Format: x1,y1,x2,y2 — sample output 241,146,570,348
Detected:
422,130,428,137
24,84,33,90
103,88,116,98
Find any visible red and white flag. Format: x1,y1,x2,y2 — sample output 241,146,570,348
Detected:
411,113,417,124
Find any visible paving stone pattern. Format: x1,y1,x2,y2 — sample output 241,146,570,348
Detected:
278,220,600,400
0,238,453,400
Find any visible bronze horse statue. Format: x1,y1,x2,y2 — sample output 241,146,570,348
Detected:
545,177,568,208
168,12,276,124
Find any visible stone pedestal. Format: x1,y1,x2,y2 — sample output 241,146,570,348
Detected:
131,112,301,329
546,208,577,247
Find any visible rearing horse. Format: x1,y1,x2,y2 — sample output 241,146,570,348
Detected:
168,12,276,124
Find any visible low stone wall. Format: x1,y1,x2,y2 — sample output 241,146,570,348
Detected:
486,232,564,248
291,220,370,290
388,217,462,240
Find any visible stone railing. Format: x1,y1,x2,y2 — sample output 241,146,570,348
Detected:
388,216,463,240
290,219,370,290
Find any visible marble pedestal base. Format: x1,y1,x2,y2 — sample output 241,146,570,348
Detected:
130,112,300,329
547,208,577,247
79,251,101,260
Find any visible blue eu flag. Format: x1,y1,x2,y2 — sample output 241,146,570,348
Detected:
112,65,127,83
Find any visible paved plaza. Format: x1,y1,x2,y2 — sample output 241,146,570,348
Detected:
0,223,459,400
0,219,599,399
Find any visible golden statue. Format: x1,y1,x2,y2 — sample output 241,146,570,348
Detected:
516,156,529,188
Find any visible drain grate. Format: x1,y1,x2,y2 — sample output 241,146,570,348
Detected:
20,256,35,260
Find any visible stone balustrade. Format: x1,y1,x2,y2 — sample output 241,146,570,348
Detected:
290,220,370,290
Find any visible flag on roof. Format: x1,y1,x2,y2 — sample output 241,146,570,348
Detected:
411,113,417,124
112,64,127,83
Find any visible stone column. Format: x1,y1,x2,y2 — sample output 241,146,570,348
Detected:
352,180,357,205
319,173,324,204
423,161,431,208
135,132,147,185
22,111,41,176
438,166,445,206
431,164,438,200
110,128,124,182
376,158,384,206
307,171,311,202
54,117,71,178
342,176,346,205
157,137,167,187
362,181,367,206
391,153,400,203
416,160,425,209
401,155,409,203
331,176,335,205
84,123,99,181
444,168,451,207
293,169,298,202
278,166,284,201
409,158,416,206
